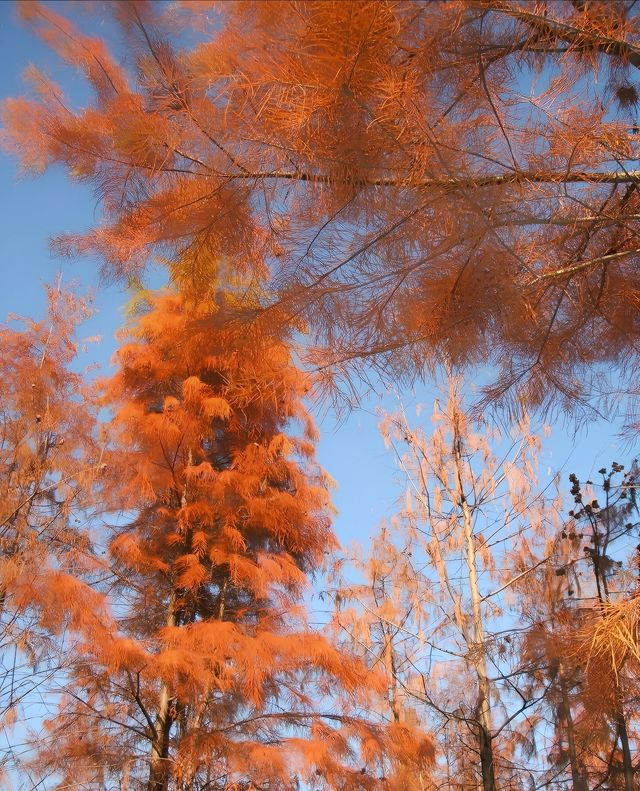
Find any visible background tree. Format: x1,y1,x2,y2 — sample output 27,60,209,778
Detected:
0,283,107,782
504,459,640,791
5,1,640,412
32,265,433,791
564,464,639,790
333,378,558,791
330,523,431,789
518,556,592,790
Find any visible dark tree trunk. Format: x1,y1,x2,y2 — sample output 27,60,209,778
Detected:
478,722,497,791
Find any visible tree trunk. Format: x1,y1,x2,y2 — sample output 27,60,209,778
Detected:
616,705,634,791
147,682,174,791
477,721,496,791
147,596,177,791
381,623,401,724
559,663,588,791
454,421,497,791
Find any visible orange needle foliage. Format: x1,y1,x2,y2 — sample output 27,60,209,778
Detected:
4,1,640,411
33,268,433,790
0,285,105,637
334,381,557,791
519,464,640,791
0,285,109,777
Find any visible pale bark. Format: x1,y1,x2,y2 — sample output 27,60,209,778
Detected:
453,419,497,791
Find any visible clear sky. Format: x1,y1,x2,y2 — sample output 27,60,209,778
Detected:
0,0,635,564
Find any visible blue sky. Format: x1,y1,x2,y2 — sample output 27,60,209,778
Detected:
0,0,635,560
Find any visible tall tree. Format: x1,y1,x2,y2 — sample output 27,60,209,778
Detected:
330,524,431,790
518,553,592,790
32,268,433,791
333,378,556,791
565,464,640,789
4,1,640,411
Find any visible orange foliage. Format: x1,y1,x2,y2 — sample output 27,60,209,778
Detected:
4,1,640,411
8,3,640,787
33,275,432,789
0,284,112,770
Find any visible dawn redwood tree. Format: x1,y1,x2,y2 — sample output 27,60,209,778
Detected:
333,378,557,791
517,550,593,791
5,1,640,412
0,285,107,779
33,265,433,791
330,525,431,790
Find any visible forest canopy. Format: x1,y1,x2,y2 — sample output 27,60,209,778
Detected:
2,2,640,790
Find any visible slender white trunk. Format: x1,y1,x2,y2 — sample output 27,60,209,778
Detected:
453,421,496,791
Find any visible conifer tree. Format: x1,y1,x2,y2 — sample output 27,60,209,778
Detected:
0,285,107,779
33,266,432,790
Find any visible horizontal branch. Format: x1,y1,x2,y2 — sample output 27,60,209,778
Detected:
211,167,640,190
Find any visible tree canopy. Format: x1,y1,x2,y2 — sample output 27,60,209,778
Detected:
4,0,640,412
3,3,640,790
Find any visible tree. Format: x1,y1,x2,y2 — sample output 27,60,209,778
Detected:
0,284,107,781
511,459,640,791
563,463,640,789
330,524,432,790
517,551,592,791
333,378,557,791
32,268,433,790
4,1,640,412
